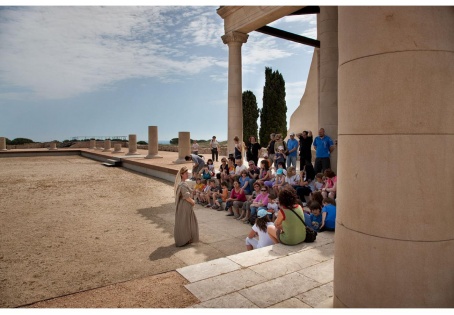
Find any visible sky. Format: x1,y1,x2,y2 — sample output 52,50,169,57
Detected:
0,5,317,142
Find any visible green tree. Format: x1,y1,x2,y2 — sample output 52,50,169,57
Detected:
242,90,260,143
11,138,34,145
259,67,287,147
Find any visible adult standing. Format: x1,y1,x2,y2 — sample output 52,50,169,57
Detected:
313,128,335,174
210,136,220,162
273,134,286,155
286,132,299,169
185,154,205,180
192,140,199,155
246,136,262,167
173,166,199,247
233,136,243,160
296,130,313,172
266,133,276,166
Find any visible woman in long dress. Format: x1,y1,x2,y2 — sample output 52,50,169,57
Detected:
173,166,199,247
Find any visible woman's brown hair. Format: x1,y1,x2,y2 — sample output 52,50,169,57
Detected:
278,186,298,209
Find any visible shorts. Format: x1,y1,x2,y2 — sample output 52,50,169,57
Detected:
217,198,223,203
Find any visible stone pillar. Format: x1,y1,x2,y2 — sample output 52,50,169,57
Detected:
95,141,103,150
317,6,338,172
0,137,7,151
48,142,58,150
126,134,140,155
145,126,162,159
174,132,191,164
89,139,96,150
112,143,123,153
222,31,249,155
335,7,454,308
102,139,112,152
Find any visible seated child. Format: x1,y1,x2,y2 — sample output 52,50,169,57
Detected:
199,165,212,181
304,201,322,232
205,179,219,208
199,180,211,205
206,159,215,177
193,177,206,204
271,168,286,195
212,181,229,210
320,197,336,232
312,173,324,192
245,209,275,250
266,194,279,221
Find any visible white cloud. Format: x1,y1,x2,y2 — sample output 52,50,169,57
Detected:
0,6,224,100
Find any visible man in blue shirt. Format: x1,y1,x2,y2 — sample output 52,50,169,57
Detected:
286,132,299,169
313,128,335,174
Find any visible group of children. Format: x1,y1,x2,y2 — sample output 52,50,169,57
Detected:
189,156,337,251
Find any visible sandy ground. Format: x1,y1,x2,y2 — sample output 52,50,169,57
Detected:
0,155,211,308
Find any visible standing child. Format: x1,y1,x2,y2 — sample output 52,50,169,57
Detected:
245,209,275,250
320,197,336,232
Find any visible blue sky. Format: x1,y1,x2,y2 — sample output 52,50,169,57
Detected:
0,5,317,142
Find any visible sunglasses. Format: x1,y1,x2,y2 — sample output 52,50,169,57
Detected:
261,189,267,192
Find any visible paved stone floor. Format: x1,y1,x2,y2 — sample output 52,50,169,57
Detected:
178,232,335,308
2,148,334,308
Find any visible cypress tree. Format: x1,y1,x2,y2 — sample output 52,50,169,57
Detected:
242,90,259,143
259,67,287,147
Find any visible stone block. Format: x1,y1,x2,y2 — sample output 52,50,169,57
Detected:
177,257,241,283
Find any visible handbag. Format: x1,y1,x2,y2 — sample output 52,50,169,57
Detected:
288,208,317,243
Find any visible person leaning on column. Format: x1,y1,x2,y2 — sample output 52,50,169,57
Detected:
313,128,335,174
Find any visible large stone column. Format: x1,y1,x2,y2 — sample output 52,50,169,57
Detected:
126,134,140,156
145,126,162,159
222,31,249,155
174,132,191,164
0,137,7,151
335,7,454,307
317,6,338,172
89,139,96,150
102,139,112,152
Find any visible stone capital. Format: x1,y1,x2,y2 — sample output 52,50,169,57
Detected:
221,31,249,45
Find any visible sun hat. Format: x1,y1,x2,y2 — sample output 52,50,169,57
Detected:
257,209,268,218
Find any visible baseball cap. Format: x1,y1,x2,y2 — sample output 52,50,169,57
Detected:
257,209,269,218
277,168,284,175
290,132,295,136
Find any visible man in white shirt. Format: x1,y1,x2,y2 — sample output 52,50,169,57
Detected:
234,158,248,176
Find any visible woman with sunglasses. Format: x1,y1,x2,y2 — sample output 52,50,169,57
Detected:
248,185,269,223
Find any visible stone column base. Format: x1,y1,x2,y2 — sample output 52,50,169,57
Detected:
174,159,190,164
145,154,162,159
126,151,141,156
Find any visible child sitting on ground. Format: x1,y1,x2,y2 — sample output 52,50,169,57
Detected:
212,181,229,210
199,165,212,181
205,179,219,208
206,159,215,177
193,177,206,204
312,173,324,192
266,194,279,221
245,209,275,251
320,197,336,232
271,168,286,195
304,201,323,232
199,180,211,205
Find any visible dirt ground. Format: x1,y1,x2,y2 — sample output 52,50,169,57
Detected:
0,155,202,308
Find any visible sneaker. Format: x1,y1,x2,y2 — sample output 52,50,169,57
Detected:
211,205,219,210
205,204,212,208
303,202,307,207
